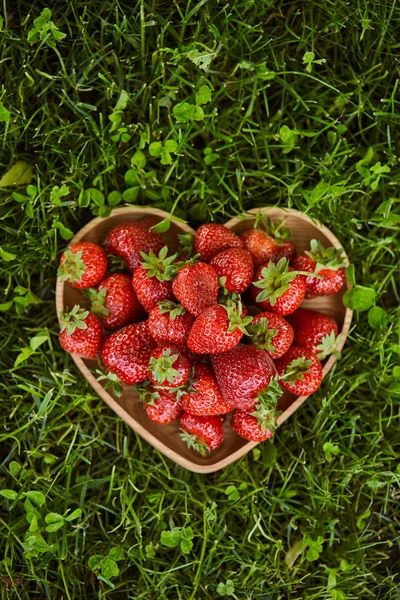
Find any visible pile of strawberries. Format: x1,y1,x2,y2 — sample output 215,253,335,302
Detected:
58,215,346,456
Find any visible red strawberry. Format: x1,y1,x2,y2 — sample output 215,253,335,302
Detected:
250,258,306,315
179,364,232,416
132,246,176,312
59,305,103,359
247,311,294,359
211,344,281,430
263,217,297,264
147,345,191,388
275,346,323,396
286,308,341,359
231,410,273,442
101,321,156,384
88,273,145,330
240,228,276,268
172,262,218,316
187,299,252,354
194,223,243,262
136,383,182,424
293,239,346,298
105,219,164,272
180,413,224,454
58,242,107,289
148,301,194,345
210,248,254,294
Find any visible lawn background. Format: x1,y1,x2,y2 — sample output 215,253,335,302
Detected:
1,1,400,598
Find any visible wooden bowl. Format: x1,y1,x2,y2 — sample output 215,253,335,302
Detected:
56,206,352,474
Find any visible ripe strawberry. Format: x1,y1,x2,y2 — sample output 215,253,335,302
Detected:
132,246,176,312
275,346,323,396
148,301,194,345
240,228,276,267
286,308,341,359
147,345,191,388
180,413,224,454
194,223,243,262
247,311,294,359
250,258,306,315
172,262,218,316
293,239,346,298
187,299,252,354
263,217,297,264
59,305,103,359
179,364,233,416
105,219,164,272
210,248,254,294
211,344,281,430
136,382,182,424
87,273,145,330
231,410,273,442
101,321,156,384
58,242,107,289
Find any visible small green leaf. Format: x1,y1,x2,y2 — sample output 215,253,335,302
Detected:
368,306,389,330
30,331,49,351
0,247,16,261
323,442,340,462
180,538,193,554
164,139,178,153
0,489,18,500
131,149,146,169
114,90,129,111
46,521,65,533
101,557,120,579
151,218,171,233
224,485,240,502
0,301,13,312
346,264,356,286
9,461,22,477
108,546,125,561
356,508,371,529
285,540,305,568
343,286,376,312
86,188,105,206
186,48,216,71
24,491,45,507
195,85,212,105
14,347,33,367
0,161,33,187
124,169,140,186
145,542,155,559
107,191,122,206
122,187,139,203
149,142,163,157
88,555,105,571
65,508,82,522
160,528,181,548
0,101,10,122
393,366,400,381
217,579,235,596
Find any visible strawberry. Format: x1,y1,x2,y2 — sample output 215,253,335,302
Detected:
87,273,145,330
105,219,164,272
210,248,254,294
180,413,224,454
240,228,276,268
250,258,306,315
147,345,191,388
187,299,252,354
275,346,323,396
231,410,273,442
194,223,243,262
293,239,346,298
247,311,294,359
148,301,194,345
178,363,233,416
59,305,103,359
136,383,182,424
101,321,156,384
263,217,297,264
132,246,176,312
172,262,218,316
58,242,107,289
286,308,341,359
211,344,281,431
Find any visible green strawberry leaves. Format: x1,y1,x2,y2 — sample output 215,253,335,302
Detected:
60,305,89,335
253,258,298,305
305,239,346,272
86,287,109,317
252,378,283,431
157,301,187,320
316,332,343,360
247,316,278,354
140,246,178,281
57,248,86,284
148,349,181,385
224,299,253,334
179,430,209,456
282,356,313,383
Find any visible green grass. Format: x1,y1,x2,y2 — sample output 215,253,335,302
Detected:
1,0,400,598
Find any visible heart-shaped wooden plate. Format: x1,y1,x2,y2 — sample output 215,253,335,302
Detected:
56,206,352,473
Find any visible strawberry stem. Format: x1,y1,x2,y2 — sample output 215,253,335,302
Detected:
317,332,343,360
148,349,181,384
305,239,346,272
251,378,283,431
60,305,89,335
280,356,312,383
85,287,109,316
247,316,278,354
57,248,86,283
140,246,178,281
179,430,209,456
